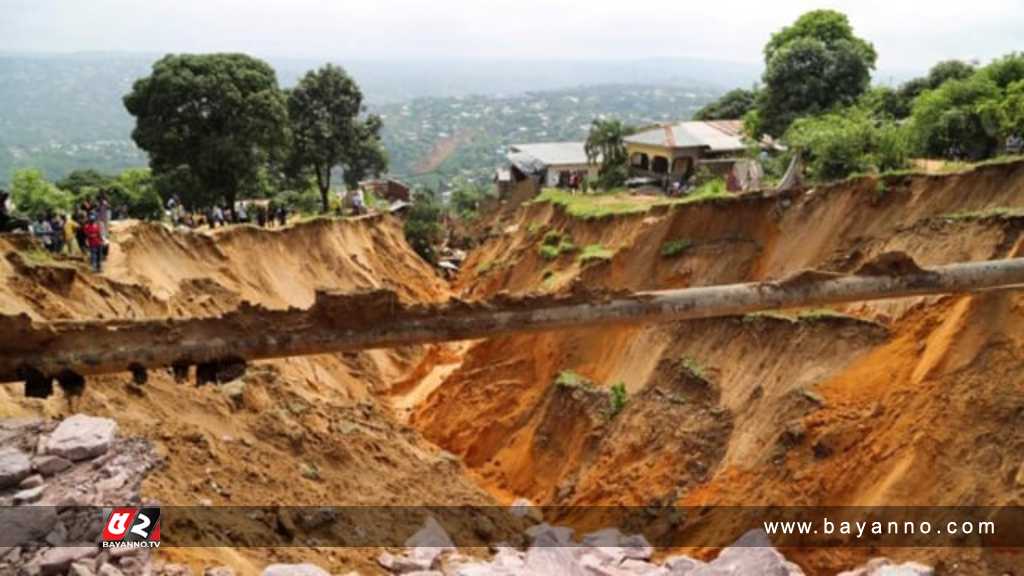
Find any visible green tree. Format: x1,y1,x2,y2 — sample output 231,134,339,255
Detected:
56,169,114,196
449,178,491,219
891,60,977,119
584,119,632,190
113,168,163,220
10,169,72,218
980,53,1024,90
403,188,444,263
909,75,1001,159
123,53,290,209
998,80,1024,140
693,88,758,121
757,10,877,136
287,64,388,212
785,109,909,181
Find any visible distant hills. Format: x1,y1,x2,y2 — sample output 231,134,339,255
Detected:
0,53,758,187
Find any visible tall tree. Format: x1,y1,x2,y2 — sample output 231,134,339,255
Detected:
693,88,758,121
287,64,387,212
755,10,877,137
584,119,631,190
123,53,290,209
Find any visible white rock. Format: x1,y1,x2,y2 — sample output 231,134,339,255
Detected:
33,454,72,476
620,534,654,560
69,561,97,576
38,546,99,575
663,555,705,575
525,522,574,546
524,546,590,576
0,447,32,488
13,484,45,504
260,564,330,576
581,528,624,547
620,558,669,575
701,530,805,576
837,558,934,576
47,415,118,461
19,474,44,488
98,563,126,576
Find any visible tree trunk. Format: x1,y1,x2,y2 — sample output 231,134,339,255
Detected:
3,257,1024,383
316,164,331,213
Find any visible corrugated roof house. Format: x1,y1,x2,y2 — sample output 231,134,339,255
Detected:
506,142,599,188
624,120,753,183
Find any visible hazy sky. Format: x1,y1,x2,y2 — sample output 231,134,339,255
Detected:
0,0,1019,73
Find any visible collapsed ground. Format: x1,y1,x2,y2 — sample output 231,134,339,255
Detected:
3,161,1024,574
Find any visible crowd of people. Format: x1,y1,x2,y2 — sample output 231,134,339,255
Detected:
165,196,289,229
29,193,110,272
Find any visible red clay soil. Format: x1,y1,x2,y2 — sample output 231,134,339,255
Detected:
4,162,1024,574
411,161,1024,574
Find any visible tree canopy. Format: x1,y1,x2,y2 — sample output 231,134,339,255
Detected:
10,169,72,218
584,119,632,189
123,53,290,209
754,10,877,137
287,64,387,212
693,88,758,121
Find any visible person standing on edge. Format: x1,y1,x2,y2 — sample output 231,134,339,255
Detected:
64,214,80,257
83,214,104,272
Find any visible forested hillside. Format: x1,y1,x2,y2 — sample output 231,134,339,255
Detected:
0,54,727,187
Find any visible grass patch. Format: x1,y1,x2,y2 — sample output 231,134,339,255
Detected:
554,370,591,389
578,244,614,264
532,188,651,221
660,238,694,258
940,207,1024,222
680,356,705,380
19,248,57,266
538,230,577,260
476,260,496,274
608,382,629,417
744,308,851,323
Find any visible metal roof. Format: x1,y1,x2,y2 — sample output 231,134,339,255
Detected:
624,120,747,152
508,141,593,169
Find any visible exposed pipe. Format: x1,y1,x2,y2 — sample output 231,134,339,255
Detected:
2,257,1023,384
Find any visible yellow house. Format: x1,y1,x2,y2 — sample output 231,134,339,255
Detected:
624,120,749,184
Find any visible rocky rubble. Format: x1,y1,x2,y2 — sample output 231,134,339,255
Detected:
0,416,161,576
369,513,935,576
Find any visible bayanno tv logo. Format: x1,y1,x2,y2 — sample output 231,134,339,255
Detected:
102,507,161,549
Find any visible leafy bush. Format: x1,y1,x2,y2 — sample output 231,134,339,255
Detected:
10,169,72,218
542,230,563,246
660,238,694,258
785,109,909,180
555,370,590,388
538,244,561,260
608,382,629,417
681,356,706,380
404,189,444,263
280,186,323,214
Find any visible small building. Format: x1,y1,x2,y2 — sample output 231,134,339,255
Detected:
359,177,411,203
506,142,599,188
624,120,752,185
